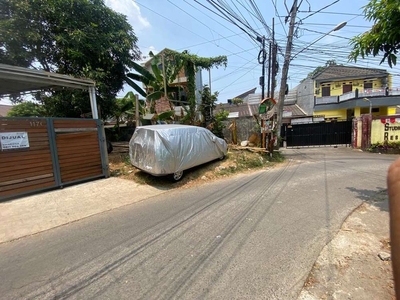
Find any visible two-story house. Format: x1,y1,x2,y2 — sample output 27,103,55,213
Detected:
141,48,203,115
311,65,400,121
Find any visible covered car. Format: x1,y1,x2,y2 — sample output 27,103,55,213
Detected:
129,124,227,181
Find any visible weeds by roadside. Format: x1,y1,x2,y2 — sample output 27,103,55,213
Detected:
108,145,285,187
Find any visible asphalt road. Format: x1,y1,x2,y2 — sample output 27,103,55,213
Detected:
0,148,395,300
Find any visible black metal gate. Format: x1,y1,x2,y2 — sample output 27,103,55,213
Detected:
281,121,352,147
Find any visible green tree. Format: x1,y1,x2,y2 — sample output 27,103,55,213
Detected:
126,50,227,124
125,53,182,112
111,91,145,131
301,60,338,81
7,102,45,117
232,97,243,105
168,50,227,125
0,0,141,118
212,110,229,139
349,0,400,67
199,85,218,127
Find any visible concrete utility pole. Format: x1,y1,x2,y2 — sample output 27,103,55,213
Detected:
276,0,298,140
260,36,266,100
271,18,276,100
267,41,272,98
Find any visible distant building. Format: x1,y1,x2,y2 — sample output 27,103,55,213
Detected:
141,48,203,114
0,104,12,117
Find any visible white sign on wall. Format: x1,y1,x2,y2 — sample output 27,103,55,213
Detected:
291,117,313,125
0,132,30,150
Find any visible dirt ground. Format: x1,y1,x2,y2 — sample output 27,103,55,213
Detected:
108,142,281,189
298,189,395,300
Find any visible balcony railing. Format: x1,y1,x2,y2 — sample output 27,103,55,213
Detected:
315,87,400,105
339,91,356,102
358,88,386,98
389,88,400,96
315,96,338,105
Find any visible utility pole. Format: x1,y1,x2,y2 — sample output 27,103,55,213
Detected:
260,36,266,100
271,18,276,99
267,40,272,98
276,0,298,141
258,35,266,148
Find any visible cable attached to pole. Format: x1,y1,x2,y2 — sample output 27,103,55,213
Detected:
258,48,267,64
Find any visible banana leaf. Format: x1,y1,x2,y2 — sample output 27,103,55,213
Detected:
157,110,175,121
151,62,164,83
147,91,163,101
126,73,150,86
130,61,156,82
125,77,147,98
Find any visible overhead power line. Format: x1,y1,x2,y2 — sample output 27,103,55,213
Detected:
182,0,259,47
135,0,254,61
167,0,248,52
219,63,259,92
298,10,362,16
298,0,340,23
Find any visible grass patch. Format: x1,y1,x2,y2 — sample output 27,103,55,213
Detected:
270,151,285,162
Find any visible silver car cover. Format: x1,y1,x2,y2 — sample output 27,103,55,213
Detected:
129,125,228,176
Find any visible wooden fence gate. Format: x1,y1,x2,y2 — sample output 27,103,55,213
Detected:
0,117,109,201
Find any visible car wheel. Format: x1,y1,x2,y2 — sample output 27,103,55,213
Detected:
219,155,226,160
172,171,184,182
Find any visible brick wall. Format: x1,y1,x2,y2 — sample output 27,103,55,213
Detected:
155,97,172,114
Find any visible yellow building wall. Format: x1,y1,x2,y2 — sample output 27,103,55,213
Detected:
315,77,388,97
354,107,361,117
388,107,397,115
313,109,347,120
371,118,400,144
355,106,395,117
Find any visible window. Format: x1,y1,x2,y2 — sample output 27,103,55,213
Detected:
322,86,330,97
364,82,373,89
342,84,352,93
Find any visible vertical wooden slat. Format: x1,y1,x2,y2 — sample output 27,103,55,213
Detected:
54,119,103,184
0,118,107,200
0,118,56,199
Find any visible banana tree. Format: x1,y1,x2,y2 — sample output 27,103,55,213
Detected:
112,91,145,132
125,52,183,113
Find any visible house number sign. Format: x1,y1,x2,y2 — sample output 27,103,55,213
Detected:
0,132,30,150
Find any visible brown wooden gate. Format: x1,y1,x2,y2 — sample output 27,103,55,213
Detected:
54,119,103,183
0,117,108,201
0,118,56,199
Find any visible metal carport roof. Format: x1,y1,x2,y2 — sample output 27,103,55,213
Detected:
0,64,99,118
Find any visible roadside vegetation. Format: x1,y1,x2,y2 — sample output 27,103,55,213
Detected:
108,145,284,188
368,141,400,154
